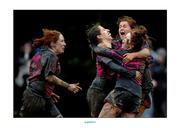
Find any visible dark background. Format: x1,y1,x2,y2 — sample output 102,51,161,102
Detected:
14,10,167,117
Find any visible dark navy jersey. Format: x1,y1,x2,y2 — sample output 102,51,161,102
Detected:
28,46,60,96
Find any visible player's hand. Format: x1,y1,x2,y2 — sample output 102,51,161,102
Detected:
123,53,135,63
135,71,142,81
51,92,60,103
67,83,82,93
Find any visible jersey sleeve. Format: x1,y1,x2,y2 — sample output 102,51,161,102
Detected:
93,46,124,61
42,53,59,78
98,56,136,78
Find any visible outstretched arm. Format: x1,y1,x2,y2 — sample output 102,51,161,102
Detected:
45,75,82,93
93,46,151,65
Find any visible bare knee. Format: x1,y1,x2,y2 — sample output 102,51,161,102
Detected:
122,112,136,118
99,102,122,118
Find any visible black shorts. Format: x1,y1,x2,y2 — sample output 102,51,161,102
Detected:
105,88,141,113
87,88,107,117
19,87,62,117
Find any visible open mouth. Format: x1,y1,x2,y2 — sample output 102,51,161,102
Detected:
120,32,125,35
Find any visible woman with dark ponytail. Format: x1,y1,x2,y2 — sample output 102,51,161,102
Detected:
86,24,153,117
86,24,142,117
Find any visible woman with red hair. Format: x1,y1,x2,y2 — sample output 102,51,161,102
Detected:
19,29,82,117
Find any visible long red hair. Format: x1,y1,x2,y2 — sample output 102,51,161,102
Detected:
32,29,61,49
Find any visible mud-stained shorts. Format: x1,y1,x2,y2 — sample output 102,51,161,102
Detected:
105,88,141,113
19,87,62,117
87,88,108,117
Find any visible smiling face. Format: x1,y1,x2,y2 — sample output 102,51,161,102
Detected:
118,21,131,40
97,25,113,42
51,34,66,55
